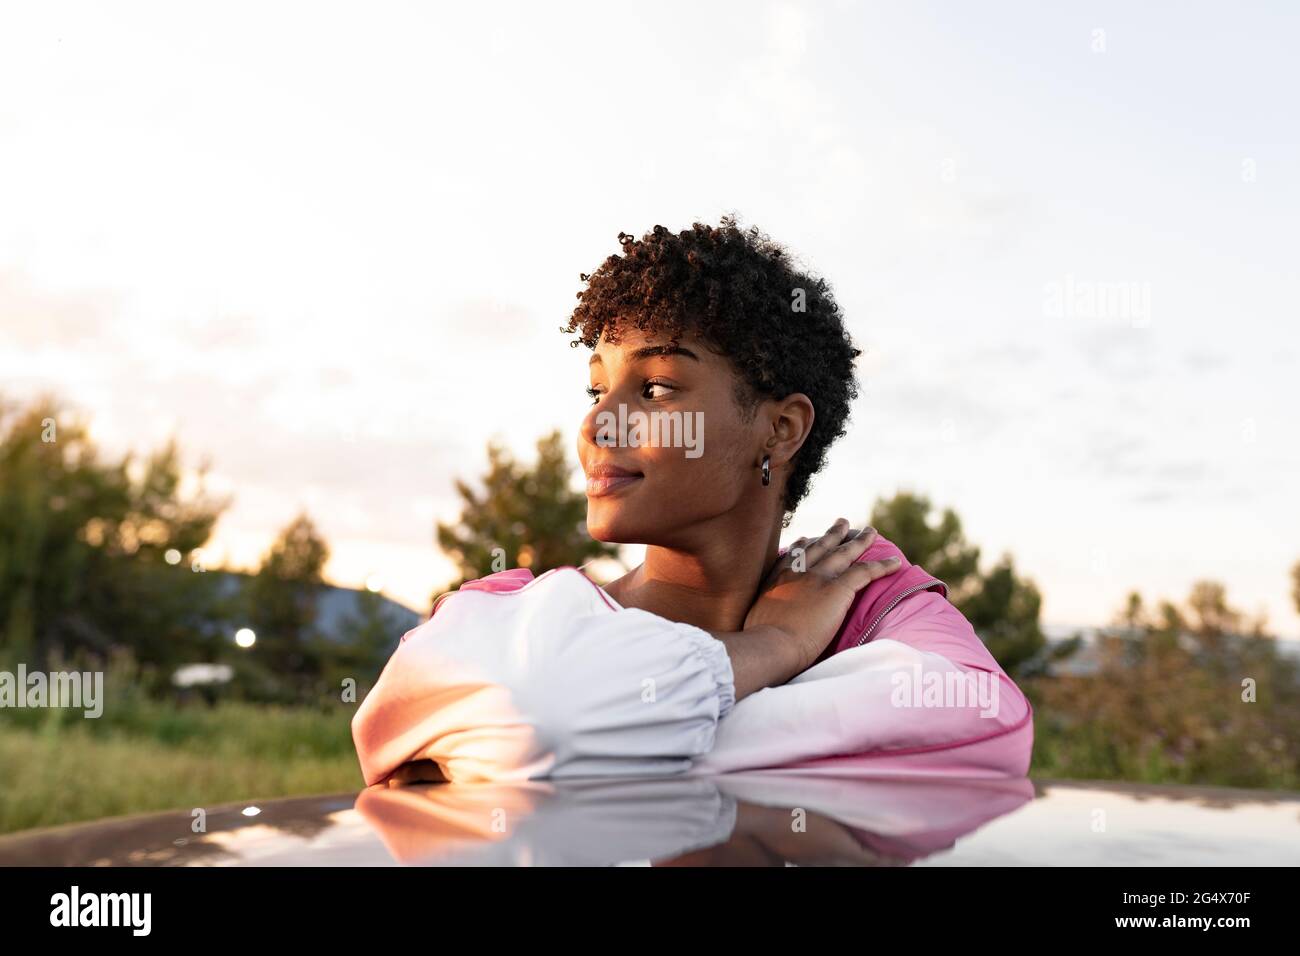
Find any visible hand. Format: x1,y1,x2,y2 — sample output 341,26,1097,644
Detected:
386,759,448,787
743,519,901,672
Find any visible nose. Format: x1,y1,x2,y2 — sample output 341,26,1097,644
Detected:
580,393,612,451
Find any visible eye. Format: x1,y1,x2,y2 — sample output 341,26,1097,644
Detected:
585,385,603,406
642,379,675,401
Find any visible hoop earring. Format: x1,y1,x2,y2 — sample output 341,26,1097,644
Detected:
761,455,771,486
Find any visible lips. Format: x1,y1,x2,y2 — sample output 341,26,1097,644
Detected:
585,462,643,498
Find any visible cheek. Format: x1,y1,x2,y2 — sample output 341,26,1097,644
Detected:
645,414,752,506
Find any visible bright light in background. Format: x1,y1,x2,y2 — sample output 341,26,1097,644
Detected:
164,548,181,565
241,806,261,817
234,628,256,649
365,574,384,593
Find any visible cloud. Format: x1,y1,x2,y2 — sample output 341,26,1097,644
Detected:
0,268,122,350
1182,349,1229,374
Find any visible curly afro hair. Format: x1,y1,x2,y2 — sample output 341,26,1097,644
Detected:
563,216,860,517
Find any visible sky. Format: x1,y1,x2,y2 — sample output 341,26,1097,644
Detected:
2,1,1298,637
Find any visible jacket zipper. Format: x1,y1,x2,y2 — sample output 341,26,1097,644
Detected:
855,579,945,647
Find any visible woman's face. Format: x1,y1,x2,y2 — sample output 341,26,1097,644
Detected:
578,326,766,545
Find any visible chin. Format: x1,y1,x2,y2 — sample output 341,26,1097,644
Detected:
584,505,627,544
585,500,650,544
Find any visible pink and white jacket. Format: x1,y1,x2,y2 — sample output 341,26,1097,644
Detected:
351,535,1035,785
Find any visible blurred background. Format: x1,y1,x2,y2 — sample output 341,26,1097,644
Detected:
1,1,1297,834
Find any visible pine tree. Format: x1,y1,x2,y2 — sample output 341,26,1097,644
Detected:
244,512,329,698
435,430,619,596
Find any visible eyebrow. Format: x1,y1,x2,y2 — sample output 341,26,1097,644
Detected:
589,345,700,366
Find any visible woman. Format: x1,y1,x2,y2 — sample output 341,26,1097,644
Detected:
353,218,1033,784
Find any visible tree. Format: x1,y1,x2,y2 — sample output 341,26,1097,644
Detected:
1187,580,1242,639
436,430,619,594
244,512,330,697
0,394,228,678
869,491,1049,676
1114,591,1146,632
869,491,981,597
1032,583,1300,788
958,554,1051,676
325,588,404,695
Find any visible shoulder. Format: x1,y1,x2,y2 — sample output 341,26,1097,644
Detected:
419,567,617,638
453,567,537,595
871,590,1003,674
855,530,910,569
807,532,935,661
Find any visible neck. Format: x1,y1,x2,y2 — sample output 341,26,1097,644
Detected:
607,506,785,632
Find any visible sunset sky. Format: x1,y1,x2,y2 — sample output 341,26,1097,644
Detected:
3,2,1298,638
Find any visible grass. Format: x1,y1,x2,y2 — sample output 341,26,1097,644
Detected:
1027,712,1299,791
0,701,363,835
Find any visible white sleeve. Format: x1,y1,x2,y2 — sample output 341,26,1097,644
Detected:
352,569,736,784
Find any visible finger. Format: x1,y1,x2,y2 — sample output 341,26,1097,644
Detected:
819,527,878,575
762,537,807,587
837,555,903,593
802,518,852,567
778,537,811,574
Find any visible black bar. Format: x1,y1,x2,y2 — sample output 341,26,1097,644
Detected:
0,865,1290,943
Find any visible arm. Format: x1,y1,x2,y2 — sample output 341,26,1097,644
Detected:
713,625,806,702
870,589,1033,734
352,570,738,784
696,590,1035,777
374,624,809,787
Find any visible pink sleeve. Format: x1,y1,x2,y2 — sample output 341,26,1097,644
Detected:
856,590,1035,775
872,591,1011,675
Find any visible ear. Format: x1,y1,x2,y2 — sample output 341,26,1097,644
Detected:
761,393,815,471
